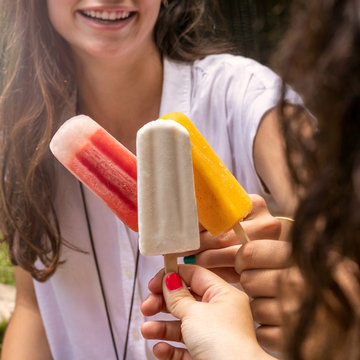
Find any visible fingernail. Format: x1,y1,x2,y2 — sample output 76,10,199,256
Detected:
165,273,183,291
184,255,196,264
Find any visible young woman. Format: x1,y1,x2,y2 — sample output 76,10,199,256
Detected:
141,0,360,359
0,0,299,358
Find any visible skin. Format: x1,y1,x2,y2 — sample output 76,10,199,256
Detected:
4,1,296,357
184,195,283,282
141,265,277,360
46,0,163,153
2,267,53,360
235,238,291,351
151,196,292,354
254,106,297,216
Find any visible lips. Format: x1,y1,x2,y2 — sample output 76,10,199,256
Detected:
79,9,135,24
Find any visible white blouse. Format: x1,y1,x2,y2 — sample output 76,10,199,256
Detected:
34,54,299,360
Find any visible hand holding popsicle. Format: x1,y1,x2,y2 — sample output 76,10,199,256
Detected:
160,112,252,244
183,195,286,353
181,195,281,281
141,266,274,360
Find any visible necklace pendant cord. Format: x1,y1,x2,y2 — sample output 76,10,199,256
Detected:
80,182,140,360
80,183,119,360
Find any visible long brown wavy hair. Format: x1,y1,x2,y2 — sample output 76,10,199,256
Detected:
273,0,360,358
0,0,230,281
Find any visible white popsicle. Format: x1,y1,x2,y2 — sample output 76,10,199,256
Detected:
137,120,200,273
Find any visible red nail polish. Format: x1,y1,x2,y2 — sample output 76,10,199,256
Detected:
165,273,183,291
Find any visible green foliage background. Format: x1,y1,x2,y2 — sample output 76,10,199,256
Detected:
0,320,7,356
0,243,14,286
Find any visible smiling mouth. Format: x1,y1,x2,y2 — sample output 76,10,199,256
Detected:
79,9,135,24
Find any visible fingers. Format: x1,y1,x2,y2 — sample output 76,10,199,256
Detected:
234,237,290,355
279,266,304,317
181,195,282,269
195,245,239,268
196,209,280,254
251,298,281,326
146,266,226,299
146,265,232,294
176,265,229,297
141,293,168,317
256,325,284,354
141,320,183,342
240,269,283,297
162,266,229,319
246,194,272,220
179,230,239,257
189,238,289,271
242,195,281,239
148,269,165,294
277,217,294,241
162,272,195,319
237,241,288,299
235,240,291,274
207,267,240,283
241,218,281,242
143,266,264,359
152,342,192,360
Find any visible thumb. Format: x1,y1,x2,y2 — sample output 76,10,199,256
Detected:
162,272,196,320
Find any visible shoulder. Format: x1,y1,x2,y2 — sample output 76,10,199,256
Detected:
192,54,282,90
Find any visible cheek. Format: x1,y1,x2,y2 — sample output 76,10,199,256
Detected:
140,3,161,35
46,0,74,36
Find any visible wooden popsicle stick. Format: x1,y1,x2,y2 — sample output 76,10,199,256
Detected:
164,253,178,273
233,222,250,245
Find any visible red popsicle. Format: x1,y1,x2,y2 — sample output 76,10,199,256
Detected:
50,115,138,231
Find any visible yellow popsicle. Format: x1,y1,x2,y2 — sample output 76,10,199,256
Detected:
160,112,252,244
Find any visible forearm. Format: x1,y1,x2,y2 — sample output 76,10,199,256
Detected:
2,306,52,360
2,267,53,360
253,107,298,217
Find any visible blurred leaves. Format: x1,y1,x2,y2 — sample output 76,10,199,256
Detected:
0,319,8,357
0,243,14,286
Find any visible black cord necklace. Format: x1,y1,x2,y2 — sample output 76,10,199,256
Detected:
123,234,140,360
79,182,140,360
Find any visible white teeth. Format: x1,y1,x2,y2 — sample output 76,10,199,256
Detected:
82,9,131,21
